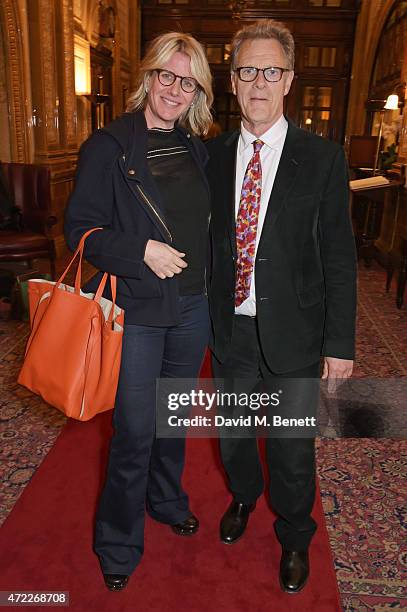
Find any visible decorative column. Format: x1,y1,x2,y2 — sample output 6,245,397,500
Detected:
1,0,33,162
27,0,61,160
55,0,78,154
27,0,80,255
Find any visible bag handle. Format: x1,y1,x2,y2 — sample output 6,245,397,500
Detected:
108,275,117,323
94,274,118,324
57,229,119,320
56,228,103,293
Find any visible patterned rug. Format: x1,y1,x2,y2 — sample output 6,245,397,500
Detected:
0,255,93,524
317,437,406,610
318,261,407,611
0,258,406,611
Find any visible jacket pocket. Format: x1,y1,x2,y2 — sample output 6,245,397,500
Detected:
298,281,325,308
118,271,162,300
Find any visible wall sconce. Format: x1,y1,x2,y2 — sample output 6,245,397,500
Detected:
74,35,91,96
385,94,399,110
85,75,110,130
372,94,399,176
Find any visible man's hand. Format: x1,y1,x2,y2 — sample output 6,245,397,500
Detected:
322,357,354,394
144,239,187,279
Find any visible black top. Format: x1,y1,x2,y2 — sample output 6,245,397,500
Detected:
147,128,210,296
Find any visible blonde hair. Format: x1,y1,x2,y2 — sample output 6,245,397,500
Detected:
126,32,213,136
231,19,295,72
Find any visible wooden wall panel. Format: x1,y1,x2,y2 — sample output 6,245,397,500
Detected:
141,0,360,141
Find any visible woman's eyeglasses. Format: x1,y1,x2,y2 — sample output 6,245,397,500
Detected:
155,69,199,93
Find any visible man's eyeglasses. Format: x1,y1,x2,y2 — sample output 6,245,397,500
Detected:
155,69,199,93
235,66,290,83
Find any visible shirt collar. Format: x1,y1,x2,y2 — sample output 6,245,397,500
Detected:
239,114,288,153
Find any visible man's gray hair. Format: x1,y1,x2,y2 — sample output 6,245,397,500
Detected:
230,19,295,71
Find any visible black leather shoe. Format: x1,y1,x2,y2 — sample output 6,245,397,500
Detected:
220,500,256,544
171,514,199,536
103,574,129,591
279,550,309,594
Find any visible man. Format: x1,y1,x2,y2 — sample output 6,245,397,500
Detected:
206,20,356,594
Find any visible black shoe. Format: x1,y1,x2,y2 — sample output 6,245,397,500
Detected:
220,500,256,544
103,574,129,591
171,514,199,536
279,550,309,594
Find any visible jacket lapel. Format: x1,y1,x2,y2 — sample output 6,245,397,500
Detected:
222,131,239,256
121,111,166,210
257,120,306,252
222,121,306,258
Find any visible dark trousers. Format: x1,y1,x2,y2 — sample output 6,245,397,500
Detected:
94,294,210,575
212,315,319,551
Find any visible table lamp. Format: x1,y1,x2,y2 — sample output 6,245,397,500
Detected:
372,94,399,176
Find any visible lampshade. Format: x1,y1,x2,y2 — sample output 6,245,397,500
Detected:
384,94,399,110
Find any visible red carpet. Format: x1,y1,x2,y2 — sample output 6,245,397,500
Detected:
0,358,341,611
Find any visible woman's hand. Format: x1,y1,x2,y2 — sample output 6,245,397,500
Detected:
144,239,188,279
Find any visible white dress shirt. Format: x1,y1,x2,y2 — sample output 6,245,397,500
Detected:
235,115,288,317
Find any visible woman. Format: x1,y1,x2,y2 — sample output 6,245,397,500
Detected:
64,32,213,591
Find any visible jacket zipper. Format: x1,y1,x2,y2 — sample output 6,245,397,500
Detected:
136,185,173,244
122,155,172,243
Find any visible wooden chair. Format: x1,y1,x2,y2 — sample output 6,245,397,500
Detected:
0,162,56,279
347,135,379,172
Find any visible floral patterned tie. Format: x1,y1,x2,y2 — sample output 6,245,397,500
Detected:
235,139,264,307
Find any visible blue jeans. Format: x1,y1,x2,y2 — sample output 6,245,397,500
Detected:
94,295,209,574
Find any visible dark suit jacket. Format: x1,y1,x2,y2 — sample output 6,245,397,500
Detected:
64,110,209,326
206,120,357,374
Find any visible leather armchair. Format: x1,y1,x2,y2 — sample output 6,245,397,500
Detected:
0,162,56,279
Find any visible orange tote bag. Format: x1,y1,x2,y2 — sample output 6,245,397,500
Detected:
18,228,124,421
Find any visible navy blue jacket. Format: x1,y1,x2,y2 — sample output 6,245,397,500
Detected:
64,111,209,325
